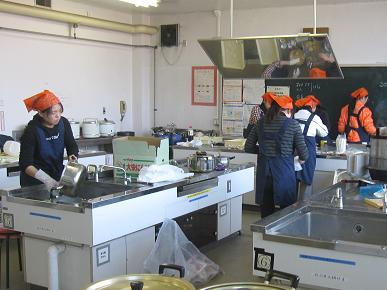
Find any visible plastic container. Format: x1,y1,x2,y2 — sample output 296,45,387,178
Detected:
359,184,384,199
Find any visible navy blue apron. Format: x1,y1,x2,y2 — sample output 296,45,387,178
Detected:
346,104,370,143
296,113,316,185
20,119,65,186
255,118,297,207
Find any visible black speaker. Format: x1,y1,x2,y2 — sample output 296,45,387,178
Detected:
160,24,179,47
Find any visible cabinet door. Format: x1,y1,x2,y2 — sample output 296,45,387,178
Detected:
230,195,242,234
217,200,231,240
218,167,254,199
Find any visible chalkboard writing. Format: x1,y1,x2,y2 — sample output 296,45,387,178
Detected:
266,66,387,138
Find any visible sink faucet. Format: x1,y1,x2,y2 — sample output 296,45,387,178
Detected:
99,165,131,185
331,187,343,209
87,164,99,182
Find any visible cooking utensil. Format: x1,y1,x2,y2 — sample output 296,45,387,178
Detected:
346,151,369,177
187,152,215,172
215,155,235,168
199,270,299,290
82,118,100,138
82,264,195,290
59,161,87,197
99,118,116,137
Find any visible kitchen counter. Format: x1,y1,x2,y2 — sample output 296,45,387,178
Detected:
251,180,387,290
2,162,254,290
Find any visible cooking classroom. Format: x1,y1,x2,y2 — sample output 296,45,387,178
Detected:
0,0,386,289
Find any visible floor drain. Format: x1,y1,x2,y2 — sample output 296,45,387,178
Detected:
353,224,364,234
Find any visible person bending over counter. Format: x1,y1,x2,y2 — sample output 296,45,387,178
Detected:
19,90,79,190
294,95,328,200
338,87,376,144
245,95,308,218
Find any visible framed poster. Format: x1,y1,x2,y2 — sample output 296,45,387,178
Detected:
192,66,217,106
223,79,243,102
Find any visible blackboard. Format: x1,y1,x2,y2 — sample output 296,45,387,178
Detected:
266,66,387,138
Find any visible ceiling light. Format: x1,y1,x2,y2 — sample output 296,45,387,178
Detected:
119,0,160,7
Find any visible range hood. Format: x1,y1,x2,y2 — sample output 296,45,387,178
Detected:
198,34,343,79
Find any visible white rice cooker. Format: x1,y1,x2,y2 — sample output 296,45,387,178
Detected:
82,118,100,138
99,118,116,137
69,119,80,139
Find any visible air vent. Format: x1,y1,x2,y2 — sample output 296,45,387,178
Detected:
35,0,51,8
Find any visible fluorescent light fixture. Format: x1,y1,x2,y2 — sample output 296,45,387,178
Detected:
119,0,160,7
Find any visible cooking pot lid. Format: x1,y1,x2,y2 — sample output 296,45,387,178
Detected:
200,282,290,290
83,274,195,290
83,119,98,124
69,120,80,124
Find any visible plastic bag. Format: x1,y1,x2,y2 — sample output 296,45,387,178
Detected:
138,164,194,183
335,133,347,154
143,219,222,286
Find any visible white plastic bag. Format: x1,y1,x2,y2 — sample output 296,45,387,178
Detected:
143,219,222,286
335,134,347,154
138,164,194,183
3,140,20,157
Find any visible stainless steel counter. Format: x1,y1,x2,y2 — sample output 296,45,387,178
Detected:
3,163,254,211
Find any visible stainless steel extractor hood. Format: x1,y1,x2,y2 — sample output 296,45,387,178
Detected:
198,34,343,79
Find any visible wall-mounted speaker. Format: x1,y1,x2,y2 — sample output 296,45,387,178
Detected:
160,24,179,47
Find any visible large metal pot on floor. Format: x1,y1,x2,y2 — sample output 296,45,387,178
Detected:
199,270,299,290
82,264,195,290
369,127,387,181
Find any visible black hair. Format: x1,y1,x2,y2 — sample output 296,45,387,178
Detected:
42,102,64,114
265,102,281,122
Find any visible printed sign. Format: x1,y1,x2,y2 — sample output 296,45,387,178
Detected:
254,247,274,272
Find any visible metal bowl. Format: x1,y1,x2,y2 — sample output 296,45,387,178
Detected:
59,162,87,197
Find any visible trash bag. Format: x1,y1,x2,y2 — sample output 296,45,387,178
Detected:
144,219,222,286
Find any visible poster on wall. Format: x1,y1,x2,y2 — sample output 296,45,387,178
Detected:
223,79,243,102
192,66,217,106
266,85,290,96
243,79,265,104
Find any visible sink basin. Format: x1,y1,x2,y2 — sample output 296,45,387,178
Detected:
269,206,387,246
71,181,143,199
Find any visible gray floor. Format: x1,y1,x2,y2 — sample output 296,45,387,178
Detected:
2,210,310,290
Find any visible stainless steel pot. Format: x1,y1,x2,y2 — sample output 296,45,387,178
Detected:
199,270,299,290
346,151,369,177
82,118,100,138
369,127,387,181
187,152,215,172
59,161,87,197
82,264,195,290
215,155,235,168
99,118,116,137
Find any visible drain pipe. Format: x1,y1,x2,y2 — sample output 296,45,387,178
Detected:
313,0,317,34
0,0,158,35
47,243,66,290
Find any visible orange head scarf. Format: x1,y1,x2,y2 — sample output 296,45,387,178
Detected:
262,92,276,105
272,95,293,110
351,87,368,99
295,95,321,108
24,90,60,112
309,67,327,78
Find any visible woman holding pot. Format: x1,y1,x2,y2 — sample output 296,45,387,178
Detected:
19,90,79,190
245,95,308,218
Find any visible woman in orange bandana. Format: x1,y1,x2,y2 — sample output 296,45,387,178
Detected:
337,87,376,143
245,95,308,218
19,90,79,189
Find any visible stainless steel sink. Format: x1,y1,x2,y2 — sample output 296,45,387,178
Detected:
270,207,387,245
72,181,143,199
259,205,387,257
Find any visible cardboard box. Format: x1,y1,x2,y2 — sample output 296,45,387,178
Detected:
113,136,169,177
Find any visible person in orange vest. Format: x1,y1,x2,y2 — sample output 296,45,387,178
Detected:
337,87,376,143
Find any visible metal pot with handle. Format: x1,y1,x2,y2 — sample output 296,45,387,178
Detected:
199,270,299,290
214,155,235,168
59,161,87,197
187,151,215,172
82,264,195,290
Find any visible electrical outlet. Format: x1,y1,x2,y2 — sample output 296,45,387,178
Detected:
102,107,106,114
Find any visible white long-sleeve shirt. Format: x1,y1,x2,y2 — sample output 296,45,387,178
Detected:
294,109,329,138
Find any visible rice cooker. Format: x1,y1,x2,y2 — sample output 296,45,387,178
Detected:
69,119,80,139
99,118,116,137
82,118,100,138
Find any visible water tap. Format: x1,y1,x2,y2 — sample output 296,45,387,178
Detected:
331,187,343,209
99,165,131,185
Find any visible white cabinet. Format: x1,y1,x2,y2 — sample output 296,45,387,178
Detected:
217,196,243,240
0,168,20,190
